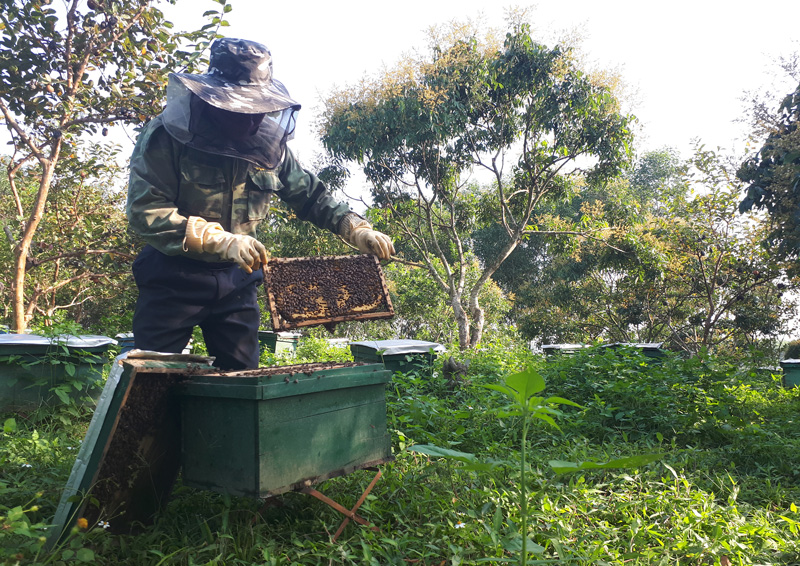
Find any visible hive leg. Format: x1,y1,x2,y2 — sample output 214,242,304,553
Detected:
300,469,383,541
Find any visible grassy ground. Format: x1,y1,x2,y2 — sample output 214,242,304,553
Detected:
2,341,800,565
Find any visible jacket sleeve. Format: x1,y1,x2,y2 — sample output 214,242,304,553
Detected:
275,148,352,234
125,118,189,256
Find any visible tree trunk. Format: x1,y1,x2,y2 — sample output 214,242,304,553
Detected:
468,302,485,349
12,153,59,333
451,295,471,350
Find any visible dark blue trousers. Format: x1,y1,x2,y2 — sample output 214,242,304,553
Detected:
131,245,262,370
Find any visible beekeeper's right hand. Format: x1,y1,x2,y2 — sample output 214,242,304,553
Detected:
184,216,268,274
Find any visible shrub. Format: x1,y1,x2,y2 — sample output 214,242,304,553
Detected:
783,338,800,359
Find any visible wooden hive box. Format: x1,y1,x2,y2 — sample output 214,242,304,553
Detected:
49,354,212,543
49,356,393,543
178,362,393,498
264,254,394,331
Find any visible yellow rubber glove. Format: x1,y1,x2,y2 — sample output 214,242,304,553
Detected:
184,216,268,273
340,213,395,260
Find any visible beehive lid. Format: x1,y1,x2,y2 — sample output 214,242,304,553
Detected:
0,334,116,355
542,343,590,352
179,361,391,399
603,342,665,351
48,351,214,545
350,339,445,356
264,254,394,331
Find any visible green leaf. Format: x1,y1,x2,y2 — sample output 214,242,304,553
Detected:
409,444,503,471
549,453,663,474
482,383,514,397
54,387,70,405
3,418,16,433
76,548,95,562
505,367,545,405
495,409,524,418
543,395,583,409
531,413,559,429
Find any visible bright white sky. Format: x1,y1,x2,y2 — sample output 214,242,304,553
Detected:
162,0,800,168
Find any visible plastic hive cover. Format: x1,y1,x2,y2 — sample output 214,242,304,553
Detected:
0,334,116,350
349,339,445,355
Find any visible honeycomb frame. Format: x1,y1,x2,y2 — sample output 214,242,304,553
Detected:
264,254,394,331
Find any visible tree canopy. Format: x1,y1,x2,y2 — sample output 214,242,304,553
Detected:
319,20,633,350
0,0,227,331
738,81,800,274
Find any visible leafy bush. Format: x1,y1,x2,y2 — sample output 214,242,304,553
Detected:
784,338,800,359
294,336,353,363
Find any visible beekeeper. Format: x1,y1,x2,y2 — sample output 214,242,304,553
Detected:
126,38,394,370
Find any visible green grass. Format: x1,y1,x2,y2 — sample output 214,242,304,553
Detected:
2,342,800,565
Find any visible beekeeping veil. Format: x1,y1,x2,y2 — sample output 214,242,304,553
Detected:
162,38,300,169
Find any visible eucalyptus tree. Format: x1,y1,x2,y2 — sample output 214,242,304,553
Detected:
319,21,633,349
0,0,226,332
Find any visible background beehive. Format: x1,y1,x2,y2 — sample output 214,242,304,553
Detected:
264,255,394,331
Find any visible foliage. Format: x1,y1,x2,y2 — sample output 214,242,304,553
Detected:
738,81,800,275
0,146,137,331
652,147,795,355
626,147,686,214
2,341,800,564
412,366,662,564
381,260,511,345
487,168,667,345
257,200,352,260
320,19,633,350
293,335,353,364
509,146,797,356
784,338,800,359
0,0,229,332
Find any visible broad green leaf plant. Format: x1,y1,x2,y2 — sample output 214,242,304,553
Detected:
412,367,661,564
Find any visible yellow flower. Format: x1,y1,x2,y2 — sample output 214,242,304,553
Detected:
76,517,88,529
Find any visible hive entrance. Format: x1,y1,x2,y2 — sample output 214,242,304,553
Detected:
264,255,394,331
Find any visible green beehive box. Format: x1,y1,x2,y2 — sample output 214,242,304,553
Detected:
779,359,800,388
179,362,393,498
258,331,302,356
349,340,444,373
258,331,278,353
0,334,116,410
542,343,591,356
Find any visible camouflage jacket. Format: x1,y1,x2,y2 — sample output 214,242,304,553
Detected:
126,114,351,261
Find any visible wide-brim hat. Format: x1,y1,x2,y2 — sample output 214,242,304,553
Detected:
171,38,300,114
